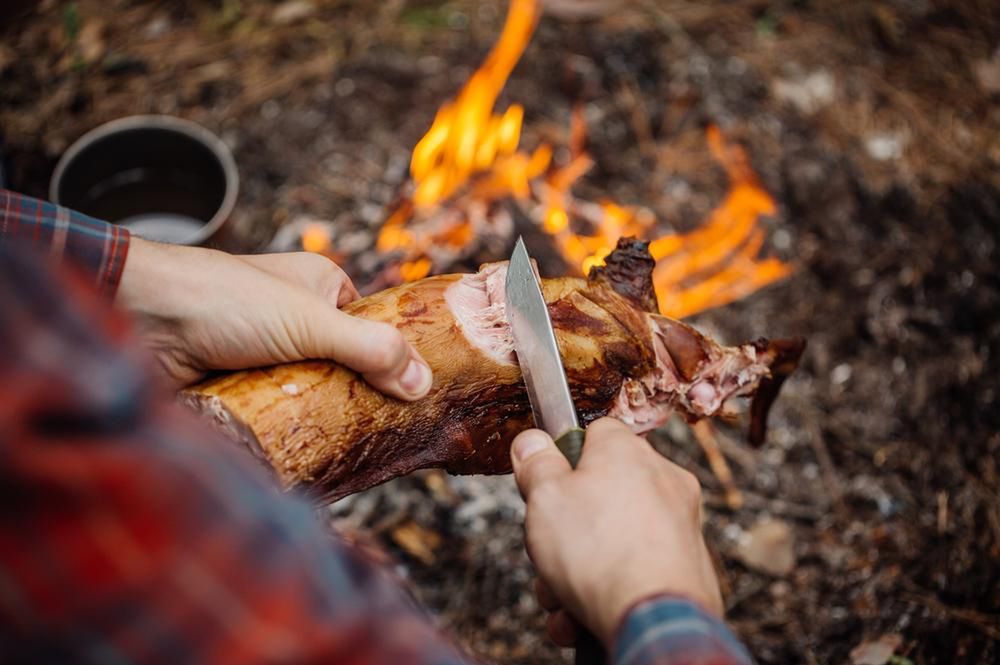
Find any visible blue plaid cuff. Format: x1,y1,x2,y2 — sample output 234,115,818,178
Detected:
613,595,753,665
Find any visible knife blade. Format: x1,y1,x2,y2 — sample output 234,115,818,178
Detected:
505,237,605,665
504,237,585,466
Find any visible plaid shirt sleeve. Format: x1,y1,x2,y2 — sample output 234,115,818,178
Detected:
613,596,754,665
0,188,130,297
0,244,752,665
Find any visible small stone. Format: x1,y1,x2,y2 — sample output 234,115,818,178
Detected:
272,0,316,25
973,49,1000,94
339,231,372,255
542,0,617,20
769,580,791,598
78,20,106,63
849,634,903,665
866,132,906,161
334,78,356,97
736,518,796,576
144,14,171,38
772,228,791,251
773,69,835,114
281,384,299,396
831,363,853,385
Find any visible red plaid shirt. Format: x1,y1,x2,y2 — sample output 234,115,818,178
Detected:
0,188,753,665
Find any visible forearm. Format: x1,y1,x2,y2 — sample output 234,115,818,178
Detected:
613,596,753,665
0,188,130,296
0,248,472,665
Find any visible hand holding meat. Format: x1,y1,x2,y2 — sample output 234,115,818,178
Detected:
186,238,803,501
117,238,433,397
512,418,723,647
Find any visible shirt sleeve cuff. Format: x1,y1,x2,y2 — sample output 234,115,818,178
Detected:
0,189,131,298
612,594,754,665
100,223,131,298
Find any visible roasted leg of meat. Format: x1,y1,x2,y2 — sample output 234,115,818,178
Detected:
184,239,804,503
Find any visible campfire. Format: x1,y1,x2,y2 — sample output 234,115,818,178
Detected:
294,0,791,322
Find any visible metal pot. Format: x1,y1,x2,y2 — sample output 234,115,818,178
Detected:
50,115,239,246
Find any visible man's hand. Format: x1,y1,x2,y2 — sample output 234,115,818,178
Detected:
117,238,433,397
511,418,723,648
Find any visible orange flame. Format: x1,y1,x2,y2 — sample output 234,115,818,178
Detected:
541,125,791,318
363,0,792,320
650,127,792,318
409,0,541,208
301,223,332,253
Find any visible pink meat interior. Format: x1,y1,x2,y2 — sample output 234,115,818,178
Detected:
444,264,771,432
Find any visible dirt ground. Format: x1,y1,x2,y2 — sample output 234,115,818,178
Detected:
2,1,998,663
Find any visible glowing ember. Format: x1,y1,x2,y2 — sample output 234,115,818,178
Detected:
301,223,332,253
359,0,792,320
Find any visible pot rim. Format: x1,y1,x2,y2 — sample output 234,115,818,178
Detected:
50,114,239,246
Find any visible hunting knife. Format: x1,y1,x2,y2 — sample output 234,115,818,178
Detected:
505,237,604,665
505,236,586,465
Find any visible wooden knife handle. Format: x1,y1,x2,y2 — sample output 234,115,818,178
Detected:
554,427,586,468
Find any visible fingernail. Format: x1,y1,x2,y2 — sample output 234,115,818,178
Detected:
400,359,432,395
513,431,550,462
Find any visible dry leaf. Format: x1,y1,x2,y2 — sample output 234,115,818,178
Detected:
78,20,106,63
543,0,618,20
390,520,441,566
850,634,903,665
272,1,317,25
0,44,14,74
736,518,796,576
423,469,461,506
974,51,1000,94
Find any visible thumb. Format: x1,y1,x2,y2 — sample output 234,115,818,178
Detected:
511,429,572,499
305,306,433,400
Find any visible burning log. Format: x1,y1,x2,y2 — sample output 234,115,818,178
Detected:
183,239,804,503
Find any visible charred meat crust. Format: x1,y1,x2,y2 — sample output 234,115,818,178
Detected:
587,237,658,313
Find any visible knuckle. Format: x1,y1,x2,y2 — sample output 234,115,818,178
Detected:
584,417,632,448
588,416,627,436
296,251,341,278
364,323,407,371
309,255,346,289
676,468,703,503
526,468,563,504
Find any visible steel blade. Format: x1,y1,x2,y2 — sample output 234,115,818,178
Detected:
505,237,579,438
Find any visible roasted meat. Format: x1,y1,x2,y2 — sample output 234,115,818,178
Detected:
184,239,803,503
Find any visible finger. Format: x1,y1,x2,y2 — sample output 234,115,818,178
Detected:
307,308,432,400
534,577,561,612
337,280,362,307
546,610,580,648
242,253,361,307
510,430,572,499
576,416,650,468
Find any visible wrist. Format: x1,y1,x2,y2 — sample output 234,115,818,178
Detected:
118,238,218,317
118,237,167,311
592,578,674,645
611,595,752,665
589,566,723,646
116,238,221,385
